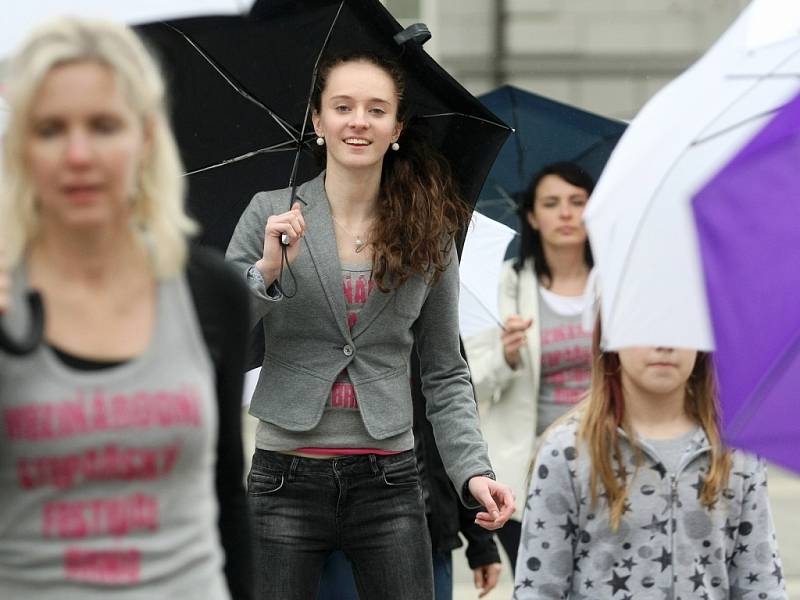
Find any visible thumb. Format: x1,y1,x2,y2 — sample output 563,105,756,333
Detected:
473,567,483,589
291,201,303,214
475,485,500,517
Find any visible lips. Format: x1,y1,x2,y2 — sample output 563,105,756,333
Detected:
62,184,102,203
343,138,371,146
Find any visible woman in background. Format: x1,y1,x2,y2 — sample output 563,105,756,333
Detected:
465,162,595,572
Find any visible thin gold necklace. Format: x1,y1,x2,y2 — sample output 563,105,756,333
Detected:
331,215,370,253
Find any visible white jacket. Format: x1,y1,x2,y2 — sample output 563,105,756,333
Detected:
464,258,541,519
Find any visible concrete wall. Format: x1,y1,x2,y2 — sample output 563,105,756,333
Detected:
431,0,749,119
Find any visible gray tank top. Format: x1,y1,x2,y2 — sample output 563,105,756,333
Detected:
0,269,229,599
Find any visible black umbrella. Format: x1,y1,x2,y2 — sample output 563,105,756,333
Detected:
135,0,512,252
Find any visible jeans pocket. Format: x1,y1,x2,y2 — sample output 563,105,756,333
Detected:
381,457,419,488
247,468,285,496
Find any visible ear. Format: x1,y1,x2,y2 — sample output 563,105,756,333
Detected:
312,110,322,137
140,116,156,159
392,120,403,142
526,209,539,231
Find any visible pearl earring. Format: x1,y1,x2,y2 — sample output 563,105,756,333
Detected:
391,142,400,151
316,136,325,146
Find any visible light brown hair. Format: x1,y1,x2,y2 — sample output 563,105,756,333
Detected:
579,322,732,529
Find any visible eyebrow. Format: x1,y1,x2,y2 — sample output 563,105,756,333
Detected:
328,95,391,104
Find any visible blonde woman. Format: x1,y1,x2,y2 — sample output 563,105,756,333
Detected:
0,18,252,599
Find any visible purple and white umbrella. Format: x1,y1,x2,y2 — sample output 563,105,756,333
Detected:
692,90,800,474
583,0,800,352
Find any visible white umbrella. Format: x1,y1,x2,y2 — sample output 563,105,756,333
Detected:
458,211,517,339
584,0,800,351
0,0,253,58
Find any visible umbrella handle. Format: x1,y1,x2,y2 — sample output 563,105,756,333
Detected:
0,291,45,356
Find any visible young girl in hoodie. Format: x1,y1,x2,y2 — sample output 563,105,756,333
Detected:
513,326,787,599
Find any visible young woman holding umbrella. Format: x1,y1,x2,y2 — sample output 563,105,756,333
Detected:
465,162,596,572
0,17,252,599
226,51,514,599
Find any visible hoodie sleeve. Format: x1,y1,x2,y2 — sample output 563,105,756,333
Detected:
727,455,788,600
513,426,579,599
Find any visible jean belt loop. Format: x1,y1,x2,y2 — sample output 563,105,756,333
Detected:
369,453,379,475
288,456,300,482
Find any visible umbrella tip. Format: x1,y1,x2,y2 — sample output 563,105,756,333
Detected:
394,23,432,47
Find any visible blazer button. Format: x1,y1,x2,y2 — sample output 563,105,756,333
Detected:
342,344,354,357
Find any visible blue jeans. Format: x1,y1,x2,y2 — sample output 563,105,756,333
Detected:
248,449,434,600
317,550,452,600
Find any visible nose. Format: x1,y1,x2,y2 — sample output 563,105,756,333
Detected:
348,108,369,129
64,129,93,166
559,201,574,219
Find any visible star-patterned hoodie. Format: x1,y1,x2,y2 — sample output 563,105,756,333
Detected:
514,415,787,600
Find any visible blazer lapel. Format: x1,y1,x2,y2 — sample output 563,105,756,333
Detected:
350,279,393,339
296,173,351,341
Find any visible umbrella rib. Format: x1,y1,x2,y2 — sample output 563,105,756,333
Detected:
418,112,511,130
726,326,800,439
286,0,345,197
165,24,301,143
694,45,800,144
459,282,506,331
185,138,315,175
509,88,526,191
692,104,786,146
570,135,624,164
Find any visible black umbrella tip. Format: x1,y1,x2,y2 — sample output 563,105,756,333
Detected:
394,23,431,47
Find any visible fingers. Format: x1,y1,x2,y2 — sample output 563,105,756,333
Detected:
504,315,533,333
471,478,516,531
266,205,306,244
477,564,502,597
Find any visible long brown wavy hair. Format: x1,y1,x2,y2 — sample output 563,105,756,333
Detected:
311,52,471,290
579,322,731,529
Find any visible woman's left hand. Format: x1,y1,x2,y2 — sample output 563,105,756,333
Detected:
468,476,515,531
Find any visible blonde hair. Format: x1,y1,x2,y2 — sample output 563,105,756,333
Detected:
579,323,731,529
0,16,196,277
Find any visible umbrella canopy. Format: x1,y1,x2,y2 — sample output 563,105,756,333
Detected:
0,0,253,57
692,89,800,474
458,212,517,339
135,0,511,251
476,85,626,233
584,0,800,351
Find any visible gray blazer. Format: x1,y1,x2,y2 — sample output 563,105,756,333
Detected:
226,172,493,501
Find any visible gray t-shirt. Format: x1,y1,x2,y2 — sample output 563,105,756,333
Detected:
644,427,701,474
256,262,413,453
536,288,593,435
0,270,228,599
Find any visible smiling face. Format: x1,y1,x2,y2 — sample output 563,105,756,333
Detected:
618,346,698,397
312,60,402,175
526,174,589,250
26,60,149,232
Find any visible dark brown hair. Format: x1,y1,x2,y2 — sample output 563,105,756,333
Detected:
312,51,471,290
513,162,594,286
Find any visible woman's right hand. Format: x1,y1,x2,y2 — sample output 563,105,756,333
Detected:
255,202,305,284
501,315,533,369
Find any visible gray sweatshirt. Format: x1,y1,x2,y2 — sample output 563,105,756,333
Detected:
514,414,787,600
